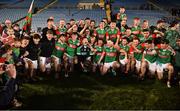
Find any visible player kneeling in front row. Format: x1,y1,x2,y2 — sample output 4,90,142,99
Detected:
98,40,122,76
156,39,175,88
129,37,144,74
92,39,104,73
118,37,130,74
140,40,157,80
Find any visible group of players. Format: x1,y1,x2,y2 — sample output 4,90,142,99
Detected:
0,7,180,88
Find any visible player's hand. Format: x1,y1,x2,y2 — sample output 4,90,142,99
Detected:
24,51,29,57
72,24,77,28
172,51,176,56
84,23,88,28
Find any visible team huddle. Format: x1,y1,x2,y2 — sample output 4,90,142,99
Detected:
0,7,180,88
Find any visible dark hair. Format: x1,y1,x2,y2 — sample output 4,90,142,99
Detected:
70,19,75,21
59,34,66,37
134,17,140,20
72,32,78,35
122,37,129,42
102,18,107,21
100,20,105,24
170,21,179,27
14,38,21,42
4,44,12,52
120,6,125,9
21,36,30,40
143,20,148,23
46,30,53,35
126,27,131,30
33,33,41,39
133,37,140,41
111,20,116,23
85,18,90,20
13,23,19,27
145,40,152,44
47,18,54,23
90,20,95,23
157,20,165,24
160,39,169,44
142,29,150,32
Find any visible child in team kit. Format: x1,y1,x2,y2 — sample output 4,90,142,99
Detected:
106,21,121,45
64,32,80,77
156,39,175,88
12,38,22,66
140,40,157,80
51,34,67,79
94,21,107,43
98,40,123,75
92,39,104,73
129,37,144,74
118,37,130,74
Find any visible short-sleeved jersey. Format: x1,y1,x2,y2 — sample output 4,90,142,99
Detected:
119,44,129,60
104,46,117,63
138,34,153,43
143,48,157,63
94,45,104,63
106,28,120,43
133,44,144,61
66,38,79,57
156,48,173,64
52,42,67,58
131,25,141,33
94,28,106,41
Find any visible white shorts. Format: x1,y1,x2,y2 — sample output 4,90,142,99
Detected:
39,56,51,69
24,58,38,69
104,61,115,69
120,58,128,65
51,55,61,64
145,59,156,73
156,62,169,73
135,60,141,69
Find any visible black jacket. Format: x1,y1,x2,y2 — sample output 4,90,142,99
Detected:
27,41,41,60
40,39,55,57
